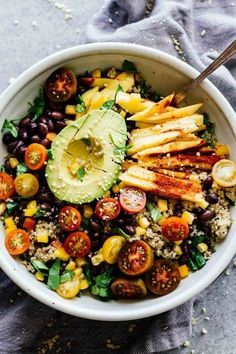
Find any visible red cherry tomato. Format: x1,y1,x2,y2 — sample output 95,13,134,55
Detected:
59,206,82,231
162,217,189,242
25,143,47,171
0,172,15,200
64,232,91,257
95,198,120,221
5,229,30,256
119,187,146,213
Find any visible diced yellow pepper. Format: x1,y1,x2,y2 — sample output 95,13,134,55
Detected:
83,205,93,219
66,260,76,271
215,143,230,156
157,199,168,212
4,217,17,234
158,216,167,226
173,244,183,256
79,274,89,290
65,105,76,115
91,253,104,266
138,217,150,229
35,272,44,281
112,184,120,194
36,231,49,243
178,264,189,278
181,211,195,225
24,207,38,217
0,202,6,216
91,68,101,78
27,200,37,209
54,246,70,261
75,257,87,267
9,157,19,169
135,226,146,237
73,267,83,276
197,242,208,253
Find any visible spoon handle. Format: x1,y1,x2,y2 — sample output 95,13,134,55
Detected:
174,40,236,105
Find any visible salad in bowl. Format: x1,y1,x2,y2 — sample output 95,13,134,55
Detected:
1,60,236,301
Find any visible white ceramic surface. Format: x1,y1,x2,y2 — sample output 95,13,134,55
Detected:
0,43,235,321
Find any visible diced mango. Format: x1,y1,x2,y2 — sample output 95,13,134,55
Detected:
65,105,77,115
83,205,93,219
24,207,38,217
4,217,17,234
91,68,101,78
197,242,208,253
135,226,146,236
75,112,85,120
54,246,70,261
157,216,167,226
73,267,83,276
157,199,168,212
173,244,183,256
112,184,120,194
75,257,87,267
116,91,155,114
66,260,76,271
35,272,44,281
27,201,37,209
181,211,195,225
120,110,126,118
103,191,110,198
138,217,150,229
79,274,89,290
36,231,49,243
81,86,99,107
46,132,57,142
174,240,183,245
0,202,6,216
9,157,19,169
215,143,230,156
178,264,189,278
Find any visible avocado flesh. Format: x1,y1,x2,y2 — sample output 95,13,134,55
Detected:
46,109,127,204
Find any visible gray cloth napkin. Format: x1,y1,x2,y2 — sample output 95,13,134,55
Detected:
0,0,235,353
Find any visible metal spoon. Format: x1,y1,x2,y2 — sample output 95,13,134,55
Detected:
173,40,236,105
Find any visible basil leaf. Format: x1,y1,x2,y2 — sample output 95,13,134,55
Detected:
0,165,6,172
77,167,85,181
76,94,86,113
122,60,137,73
47,259,61,290
28,87,45,122
47,149,54,160
60,270,75,284
146,201,162,222
16,163,28,176
34,208,46,218
1,120,18,138
30,258,49,275
94,268,114,288
81,138,91,146
6,201,19,214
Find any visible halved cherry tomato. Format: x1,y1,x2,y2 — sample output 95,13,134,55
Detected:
0,172,15,200
64,231,91,257
23,217,36,231
59,206,82,232
102,236,126,264
162,216,189,242
14,173,39,197
56,276,80,299
118,240,154,276
45,68,77,102
5,229,30,255
145,259,181,296
25,143,47,170
111,278,147,299
212,159,236,187
95,198,120,221
119,187,146,214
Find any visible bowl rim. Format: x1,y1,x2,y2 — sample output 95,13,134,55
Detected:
0,42,236,321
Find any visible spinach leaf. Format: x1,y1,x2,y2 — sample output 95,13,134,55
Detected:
0,165,6,172
91,269,114,299
122,60,137,73
6,201,19,214
81,138,91,146
146,201,162,222
34,208,46,218
76,95,86,113
60,270,75,284
112,227,130,238
47,149,54,160
30,258,49,275
77,167,85,181
101,84,123,109
16,163,28,176
28,87,45,122
1,120,18,138
84,264,93,286
47,259,61,290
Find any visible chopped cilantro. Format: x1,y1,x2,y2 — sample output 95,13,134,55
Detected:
76,94,86,113
101,84,123,110
84,265,114,300
16,163,28,176
47,259,61,290
28,87,45,122
122,60,137,73
77,167,85,181
146,201,162,222
1,120,18,138
112,227,130,239
6,201,19,214
34,208,46,218
30,258,49,275
60,270,75,284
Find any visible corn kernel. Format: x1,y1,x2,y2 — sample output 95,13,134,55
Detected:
103,191,110,198
91,68,101,78
112,184,120,194
9,157,19,169
54,247,70,261
135,226,146,237
173,244,183,256
157,216,167,226
196,199,209,209
181,211,194,225
74,267,83,276
75,257,87,267
35,272,44,281
0,202,6,216
197,242,208,253
138,217,150,229
65,105,76,115
83,205,93,219
79,274,89,290
91,253,104,266
178,264,189,278
174,240,183,245
65,261,76,271
36,232,49,243
157,199,168,212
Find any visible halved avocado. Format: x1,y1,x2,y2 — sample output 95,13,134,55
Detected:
46,109,127,204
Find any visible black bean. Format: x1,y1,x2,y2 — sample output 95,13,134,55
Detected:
40,138,51,148
2,133,16,145
38,192,54,203
202,176,213,190
39,123,49,137
55,120,66,132
91,239,102,250
47,119,55,132
199,210,215,222
38,116,48,125
51,111,64,120
40,202,51,211
205,193,219,204
48,102,64,112
116,218,125,226
17,145,27,157
7,141,18,154
18,129,29,142
124,225,135,234
90,220,102,231
28,122,38,134
19,117,31,129
31,135,41,144
45,109,52,118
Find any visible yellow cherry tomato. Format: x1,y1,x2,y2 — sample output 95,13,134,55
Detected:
212,159,236,187
14,173,39,197
102,236,126,264
56,276,80,299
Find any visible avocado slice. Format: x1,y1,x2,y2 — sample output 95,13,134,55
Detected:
46,109,127,204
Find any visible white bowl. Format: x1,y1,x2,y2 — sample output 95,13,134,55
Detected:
0,43,235,321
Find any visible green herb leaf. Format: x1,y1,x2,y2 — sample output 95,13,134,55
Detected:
16,163,28,176
28,87,45,122
81,138,91,146
76,94,86,113
1,120,18,138
146,201,162,222
34,208,46,218
122,60,137,73
81,216,90,228
112,227,130,238
84,264,93,286
47,259,61,290
6,201,19,214
30,258,49,275
101,84,123,110
77,167,85,181
190,249,206,269
0,165,6,172
60,270,75,284
47,149,54,160
90,269,114,299
91,284,111,298
200,113,216,148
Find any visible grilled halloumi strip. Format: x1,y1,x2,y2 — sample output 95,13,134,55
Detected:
155,169,191,179
134,138,206,159
128,103,203,123
138,154,221,170
119,166,207,207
